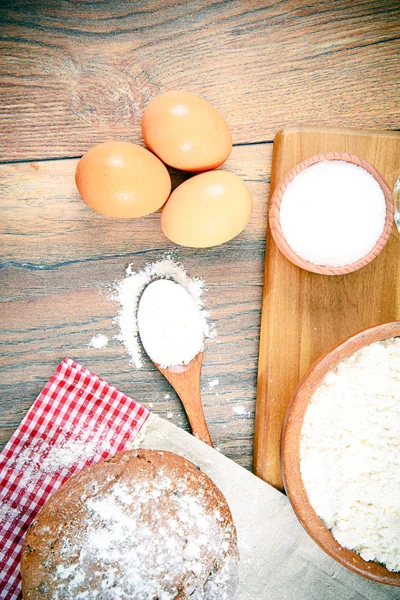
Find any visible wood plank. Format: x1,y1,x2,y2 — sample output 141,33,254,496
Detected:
1,0,399,160
0,143,271,471
254,125,400,490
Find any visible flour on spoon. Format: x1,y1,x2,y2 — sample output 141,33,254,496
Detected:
114,257,214,368
138,279,204,368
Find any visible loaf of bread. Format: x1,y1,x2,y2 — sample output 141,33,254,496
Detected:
21,449,239,599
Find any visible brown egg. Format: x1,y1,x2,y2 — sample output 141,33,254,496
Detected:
161,171,252,248
75,141,171,218
142,91,232,172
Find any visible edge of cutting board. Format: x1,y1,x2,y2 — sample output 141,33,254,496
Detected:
254,124,400,491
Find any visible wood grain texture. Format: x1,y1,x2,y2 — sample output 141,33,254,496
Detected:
1,1,399,480
1,0,399,160
0,144,271,470
254,125,400,490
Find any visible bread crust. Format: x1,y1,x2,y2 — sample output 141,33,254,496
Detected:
21,449,239,599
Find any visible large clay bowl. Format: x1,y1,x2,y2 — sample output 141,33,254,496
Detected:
282,321,400,585
269,152,393,275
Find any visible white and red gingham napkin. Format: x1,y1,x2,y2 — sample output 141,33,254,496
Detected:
0,357,150,600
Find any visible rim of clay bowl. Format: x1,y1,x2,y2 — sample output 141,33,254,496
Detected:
282,321,400,586
269,152,393,275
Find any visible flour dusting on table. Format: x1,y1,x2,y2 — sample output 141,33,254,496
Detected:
233,406,247,416
88,334,109,349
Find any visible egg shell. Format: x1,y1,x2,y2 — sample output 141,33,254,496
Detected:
142,90,232,172
75,141,171,218
161,170,253,248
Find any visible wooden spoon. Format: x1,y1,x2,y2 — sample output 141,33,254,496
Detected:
137,278,212,446
155,351,213,446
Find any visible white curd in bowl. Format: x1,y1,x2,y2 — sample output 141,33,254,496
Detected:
300,337,400,571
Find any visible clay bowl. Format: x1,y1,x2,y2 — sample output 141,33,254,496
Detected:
282,321,400,586
269,152,393,275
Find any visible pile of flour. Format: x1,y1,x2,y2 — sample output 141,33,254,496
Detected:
113,257,215,368
137,279,205,368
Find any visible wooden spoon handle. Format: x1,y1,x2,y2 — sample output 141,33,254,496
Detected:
179,390,213,446
156,352,213,447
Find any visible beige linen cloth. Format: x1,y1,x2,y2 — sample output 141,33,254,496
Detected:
136,415,398,600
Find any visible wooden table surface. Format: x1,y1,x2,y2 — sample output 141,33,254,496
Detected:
1,1,399,472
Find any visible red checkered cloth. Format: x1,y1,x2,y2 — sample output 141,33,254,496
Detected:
0,358,150,600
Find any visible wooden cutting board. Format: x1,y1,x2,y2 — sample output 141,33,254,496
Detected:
254,125,400,491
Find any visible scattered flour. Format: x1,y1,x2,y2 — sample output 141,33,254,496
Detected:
1,429,116,530
88,334,109,349
300,337,400,571
167,412,174,420
233,406,247,416
208,379,219,389
0,504,19,523
113,257,215,369
8,429,113,491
